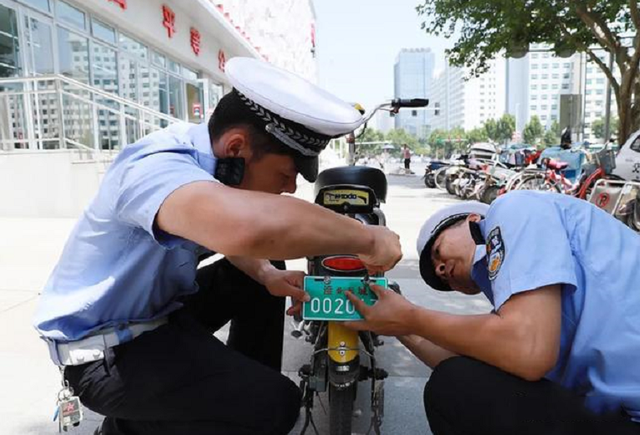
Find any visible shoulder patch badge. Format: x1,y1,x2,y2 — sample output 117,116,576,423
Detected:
486,226,505,280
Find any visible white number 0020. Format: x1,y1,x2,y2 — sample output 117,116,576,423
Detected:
309,297,356,315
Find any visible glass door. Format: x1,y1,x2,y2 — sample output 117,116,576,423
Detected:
0,1,27,150
186,81,204,124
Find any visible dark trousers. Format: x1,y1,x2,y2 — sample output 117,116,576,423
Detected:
424,356,640,435
64,258,301,435
404,158,411,169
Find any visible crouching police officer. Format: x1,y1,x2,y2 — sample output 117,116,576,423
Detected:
33,57,402,435
345,191,640,434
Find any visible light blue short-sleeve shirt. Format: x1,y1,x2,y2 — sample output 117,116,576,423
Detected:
33,122,217,342
471,191,640,421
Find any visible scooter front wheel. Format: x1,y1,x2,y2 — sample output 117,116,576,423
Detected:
329,382,357,435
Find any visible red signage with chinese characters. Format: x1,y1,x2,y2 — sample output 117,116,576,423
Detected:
218,49,227,72
190,28,201,56
108,0,126,10
162,5,176,38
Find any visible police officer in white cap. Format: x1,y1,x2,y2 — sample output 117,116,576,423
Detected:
33,57,402,435
344,192,640,435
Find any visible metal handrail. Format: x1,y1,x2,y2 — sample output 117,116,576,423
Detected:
0,74,177,123
0,74,182,154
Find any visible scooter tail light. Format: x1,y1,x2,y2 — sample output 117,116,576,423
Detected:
322,256,366,272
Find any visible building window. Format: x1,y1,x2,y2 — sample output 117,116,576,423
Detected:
586,89,592,95
542,74,549,79
120,33,148,60
92,18,116,44
552,73,559,79
22,0,51,12
552,84,559,90
532,64,539,70
552,104,558,110
530,105,537,110
57,26,89,83
532,53,539,59
550,114,557,120
542,63,549,69
57,1,86,30
531,95,538,100
542,95,548,100
553,63,560,69
531,74,538,80
541,105,548,110
563,73,570,79
563,63,571,68
596,78,605,84
541,84,548,90
596,89,604,95
152,51,166,68
531,84,538,90
541,115,547,120
585,112,591,118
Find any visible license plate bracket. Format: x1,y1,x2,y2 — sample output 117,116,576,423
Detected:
302,276,386,321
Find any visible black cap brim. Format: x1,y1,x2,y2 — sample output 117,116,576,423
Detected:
418,216,470,292
295,155,319,182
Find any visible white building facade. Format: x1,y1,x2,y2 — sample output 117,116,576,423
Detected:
430,57,506,132
0,0,318,217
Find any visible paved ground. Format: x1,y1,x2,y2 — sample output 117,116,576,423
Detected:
0,166,492,435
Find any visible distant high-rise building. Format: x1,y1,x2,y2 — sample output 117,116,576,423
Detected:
430,57,506,132
393,48,435,139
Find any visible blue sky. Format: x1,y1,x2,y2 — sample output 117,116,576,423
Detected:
314,0,453,111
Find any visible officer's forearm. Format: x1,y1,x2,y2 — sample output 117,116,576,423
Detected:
404,307,555,381
157,181,374,259
398,334,457,369
226,257,274,285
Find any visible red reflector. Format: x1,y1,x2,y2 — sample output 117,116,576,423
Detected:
322,256,366,272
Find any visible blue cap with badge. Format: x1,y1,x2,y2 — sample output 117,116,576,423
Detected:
225,57,365,182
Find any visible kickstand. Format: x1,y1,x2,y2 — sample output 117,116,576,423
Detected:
299,403,320,435
298,378,320,435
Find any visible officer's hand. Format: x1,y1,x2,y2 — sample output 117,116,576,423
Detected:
262,269,310,304
343,284,415,336
286,300,302,317
358,227,402,273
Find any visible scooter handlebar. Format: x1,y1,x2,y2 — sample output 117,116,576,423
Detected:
391,98,429,108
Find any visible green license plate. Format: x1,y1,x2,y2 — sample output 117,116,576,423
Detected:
302,276,387,321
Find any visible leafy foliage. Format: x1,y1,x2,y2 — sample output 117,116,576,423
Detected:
416,0,640,143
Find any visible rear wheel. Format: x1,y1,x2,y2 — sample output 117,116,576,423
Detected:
434,168,448,190
425,174,436,188
517,174,561,193
481,185,500,204
445,177,456,195
329,382,357,435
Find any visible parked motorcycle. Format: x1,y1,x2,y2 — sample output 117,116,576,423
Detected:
423,160,449,188
295,98,428,435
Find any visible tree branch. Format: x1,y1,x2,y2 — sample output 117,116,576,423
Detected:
630,0,640,32
570,0,619,52
557,22,621,94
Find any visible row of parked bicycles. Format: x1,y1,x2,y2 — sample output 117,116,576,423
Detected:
423,139,640,233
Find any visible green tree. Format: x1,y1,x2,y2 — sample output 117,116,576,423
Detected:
523,116,544,145
357,128,386,155
428,129,448,157
386,128,419,156
417,0,640,144
496,114,516,145
449,126,468,152
542,129,559,147
591,116,619,139
467,127,489,144
550,120,562,136
484,118,499,143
